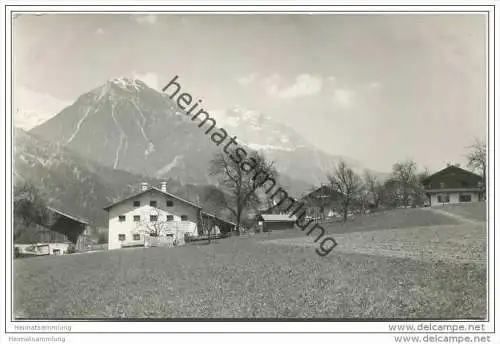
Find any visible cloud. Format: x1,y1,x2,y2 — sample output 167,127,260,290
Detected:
14,85,70,130
132,71,159,90
133,14,158,25
264,73,282,96
332,89,355,108
368,81,382,90
96,28,104,35
265,73,323,99
237,73,258,86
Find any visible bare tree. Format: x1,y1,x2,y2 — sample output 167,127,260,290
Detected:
466,138,486,197
209,151,277,231
414,169,431,206
14,183,49,241
391,160,418,207
198,214,216,244
327,160,362,221
134,208,182,247
363,171,385,210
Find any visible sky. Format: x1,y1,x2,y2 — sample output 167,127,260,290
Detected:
12,13,487,173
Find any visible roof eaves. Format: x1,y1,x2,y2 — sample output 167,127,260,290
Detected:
103,187,203,211
47,206,89,225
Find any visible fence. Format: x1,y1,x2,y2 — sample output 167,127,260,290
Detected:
185,233,222,243
145,235,185,248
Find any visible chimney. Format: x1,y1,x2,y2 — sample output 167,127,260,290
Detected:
140,182,148,191
160,181,167,193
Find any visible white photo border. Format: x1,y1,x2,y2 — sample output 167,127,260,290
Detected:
1,1,497,336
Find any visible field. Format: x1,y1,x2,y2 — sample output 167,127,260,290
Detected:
14,205,487,319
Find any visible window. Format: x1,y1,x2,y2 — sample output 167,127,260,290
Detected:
167,215,174,221
133,200,140,207
439,182,445,189
133,234,141,241
166,200,174,207
150,200,157,207
459,194,472,202
437,194,450,203
118,215,126,222
133,215,140,222
181,215,188,221
118,234,126,241
150,215,158,222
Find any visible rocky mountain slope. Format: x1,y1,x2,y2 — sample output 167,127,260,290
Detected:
30,78,381,196
215,106,373,184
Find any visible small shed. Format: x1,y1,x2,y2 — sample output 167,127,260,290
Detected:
14,206,91,256
256,214,297,232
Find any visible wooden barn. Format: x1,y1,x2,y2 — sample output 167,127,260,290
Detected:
14,206,92,256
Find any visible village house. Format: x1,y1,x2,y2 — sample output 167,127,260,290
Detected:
104,181,235,250
422,164,484,206
301,185,342,220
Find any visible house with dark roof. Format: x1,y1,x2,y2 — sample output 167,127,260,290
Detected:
422,164,484,206
300,184,342,220
103,181,236,250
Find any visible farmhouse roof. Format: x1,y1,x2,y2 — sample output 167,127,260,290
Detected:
422,165,482,184
103,186,202,211
259,214,297,222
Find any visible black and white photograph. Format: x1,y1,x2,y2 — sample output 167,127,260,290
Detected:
2,2,498,343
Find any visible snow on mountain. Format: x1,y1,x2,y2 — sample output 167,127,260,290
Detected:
213,105,309,152
210,105,376,185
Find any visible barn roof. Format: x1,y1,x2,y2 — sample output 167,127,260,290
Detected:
46,206,89,225
258,214,297,222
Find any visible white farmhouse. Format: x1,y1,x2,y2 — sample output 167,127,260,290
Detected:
104,181,205,250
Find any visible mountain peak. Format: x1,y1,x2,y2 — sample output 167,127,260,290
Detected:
107,77,147,91
89,77,149,100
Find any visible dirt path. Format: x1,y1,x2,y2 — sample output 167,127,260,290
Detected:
422,207,482,225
